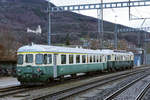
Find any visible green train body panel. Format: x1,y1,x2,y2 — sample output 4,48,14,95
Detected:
16,66,53,82
107,61,134,69
16,62,107,83
16,61,134,83
57,63,107,76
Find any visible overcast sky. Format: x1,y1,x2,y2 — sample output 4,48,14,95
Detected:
49,0,150,28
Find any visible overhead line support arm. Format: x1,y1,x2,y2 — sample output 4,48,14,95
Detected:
51,1,150,12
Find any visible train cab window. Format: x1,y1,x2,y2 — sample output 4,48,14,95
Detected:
36,54,43,64
76,55,80,63
43,54,47,64
61,55,66,64
47,54,52,64
25,54,33,63
82,55,86,63
69,55,73,64
17,54,23,65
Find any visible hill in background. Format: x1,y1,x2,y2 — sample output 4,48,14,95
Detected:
0,0,146,60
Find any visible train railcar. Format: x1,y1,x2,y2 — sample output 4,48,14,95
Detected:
105,50,134,71
16,44,108,85
16,44,134,85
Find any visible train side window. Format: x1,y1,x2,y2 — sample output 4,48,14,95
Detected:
82,55,86,63
43,54,47,64
107,55,111,61
100,56,102,62
93,55,96,62
117,56,119,61
47,54,52,64
95,55,97,62
36,54,43,64
76,55,80,63
98,55,100,62
88,55,91,63
26,54,33,63
86,55,88,63
17,54,23,65
61,55,66,64
90,55,92,63
97,55,99,62
69,55,73,64
102,56,103,62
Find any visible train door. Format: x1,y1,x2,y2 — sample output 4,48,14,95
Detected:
53,54,58,78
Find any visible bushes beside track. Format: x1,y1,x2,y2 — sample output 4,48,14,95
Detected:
0,60,16,76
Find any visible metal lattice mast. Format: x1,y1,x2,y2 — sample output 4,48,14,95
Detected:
114,15,118,49
129,0,131,20
100,0,104,49
97,9,101,49
48,0,51,45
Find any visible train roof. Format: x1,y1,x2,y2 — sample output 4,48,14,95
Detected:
18,44,102,54
18,44,133,55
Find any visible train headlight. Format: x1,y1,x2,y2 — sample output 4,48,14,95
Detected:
37,68,44,75
37,68,41,72
17,69,21,72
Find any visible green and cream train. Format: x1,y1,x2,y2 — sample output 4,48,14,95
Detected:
16,44,134,85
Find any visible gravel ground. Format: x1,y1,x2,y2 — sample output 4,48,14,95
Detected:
0,77,20,88
84,70,150,100
63,80,121,100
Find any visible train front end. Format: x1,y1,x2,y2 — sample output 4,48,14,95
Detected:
16,45,53,85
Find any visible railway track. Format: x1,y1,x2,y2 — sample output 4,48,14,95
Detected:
0,85,21,92
0,85,31,97
23,67,150,100
0,66,149,100
104,73,150,100
135,83,150,100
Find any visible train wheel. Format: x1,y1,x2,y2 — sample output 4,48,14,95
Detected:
47,78,54,83
71,74,77,79
86,72,92,76
108,68,112,72
112,68,116,72
59,75,64,82
20,82,26,86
